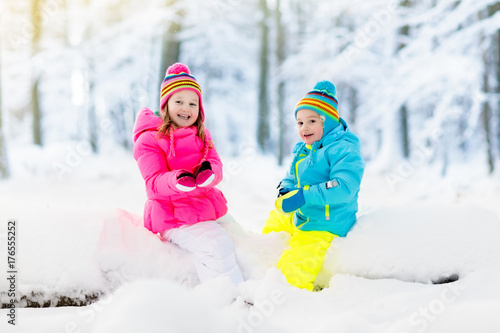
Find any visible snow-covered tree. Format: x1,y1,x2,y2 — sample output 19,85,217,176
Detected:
30,0,43,146
178,0,260,156
0,23,9,178
2,0,500,173
280,0,500,175
275,0,286,165
257,0,271,152
158,0,183,91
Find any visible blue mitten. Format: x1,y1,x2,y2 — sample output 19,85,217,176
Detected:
275,188,305,213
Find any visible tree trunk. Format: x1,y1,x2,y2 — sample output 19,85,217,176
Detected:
488,3,500,162
0,109,8,179
31,0,43,146
0,29,10,178
158,2,182,106
398,0,411,159
88,60,98,153
345,85,358,126
481,4,499,173
497,29,500,160
399,104,410,158
276,0,285,165
257,0,270,152
32,78,42,145
480,48,494,173
481,96,494,174
294,1,306,39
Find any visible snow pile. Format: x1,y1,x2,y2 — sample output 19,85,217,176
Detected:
2,201,500,332
90,279,233,333
1,150,500,332
0,209,107,306
322,204,500,285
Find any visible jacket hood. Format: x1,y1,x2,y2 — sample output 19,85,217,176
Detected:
133,108,162,142
321,118,353,147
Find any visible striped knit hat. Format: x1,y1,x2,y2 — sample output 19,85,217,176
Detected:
160,63,204,121
294,80,339,135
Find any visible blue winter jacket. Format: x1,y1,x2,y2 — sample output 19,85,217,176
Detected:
280,118,365,237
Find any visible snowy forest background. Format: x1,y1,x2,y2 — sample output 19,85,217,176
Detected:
1,0,500,181
2,2,500,331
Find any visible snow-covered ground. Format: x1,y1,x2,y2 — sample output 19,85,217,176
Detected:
1,143,500,333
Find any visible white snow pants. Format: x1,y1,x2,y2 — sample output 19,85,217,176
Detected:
162,220,244,285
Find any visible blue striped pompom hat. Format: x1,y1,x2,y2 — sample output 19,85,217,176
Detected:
294,81,339,134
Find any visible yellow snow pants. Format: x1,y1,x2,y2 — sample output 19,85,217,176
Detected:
262,209,336,291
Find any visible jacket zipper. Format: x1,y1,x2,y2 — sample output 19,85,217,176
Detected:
295,145,313,188
295,157,306,188
325,205,330,221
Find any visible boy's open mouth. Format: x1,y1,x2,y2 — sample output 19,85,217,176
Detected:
304,133,314,137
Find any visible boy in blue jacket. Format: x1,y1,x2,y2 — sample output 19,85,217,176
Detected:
263,80,365,291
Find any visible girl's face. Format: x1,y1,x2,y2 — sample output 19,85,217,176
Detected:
296,109,324,145
166,90,200,128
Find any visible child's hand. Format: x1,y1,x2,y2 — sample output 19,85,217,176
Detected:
195,161,215,188
176,172,196,192
277,185,291,197
275,189,305,213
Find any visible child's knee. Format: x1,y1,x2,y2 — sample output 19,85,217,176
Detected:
201,232,235,259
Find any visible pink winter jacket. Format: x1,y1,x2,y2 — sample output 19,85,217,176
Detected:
133,108,228,234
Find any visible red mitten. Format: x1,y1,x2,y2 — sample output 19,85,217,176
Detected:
195,161,215,188
176,172,196,192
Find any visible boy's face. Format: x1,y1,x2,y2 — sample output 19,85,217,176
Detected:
166,90,200,128
296,109,324,145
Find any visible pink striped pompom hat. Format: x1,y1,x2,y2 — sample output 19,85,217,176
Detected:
159,63,204,121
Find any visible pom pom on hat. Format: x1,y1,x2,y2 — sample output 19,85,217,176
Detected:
313,80,336,96
159,63,204,120
167,63,190,75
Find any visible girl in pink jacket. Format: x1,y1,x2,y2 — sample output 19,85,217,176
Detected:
133,63,243,285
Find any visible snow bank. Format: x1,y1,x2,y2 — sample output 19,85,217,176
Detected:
90,279,233,333
0,208,107,306
321,203,500,285
3,201,499,309
2,149,500,332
